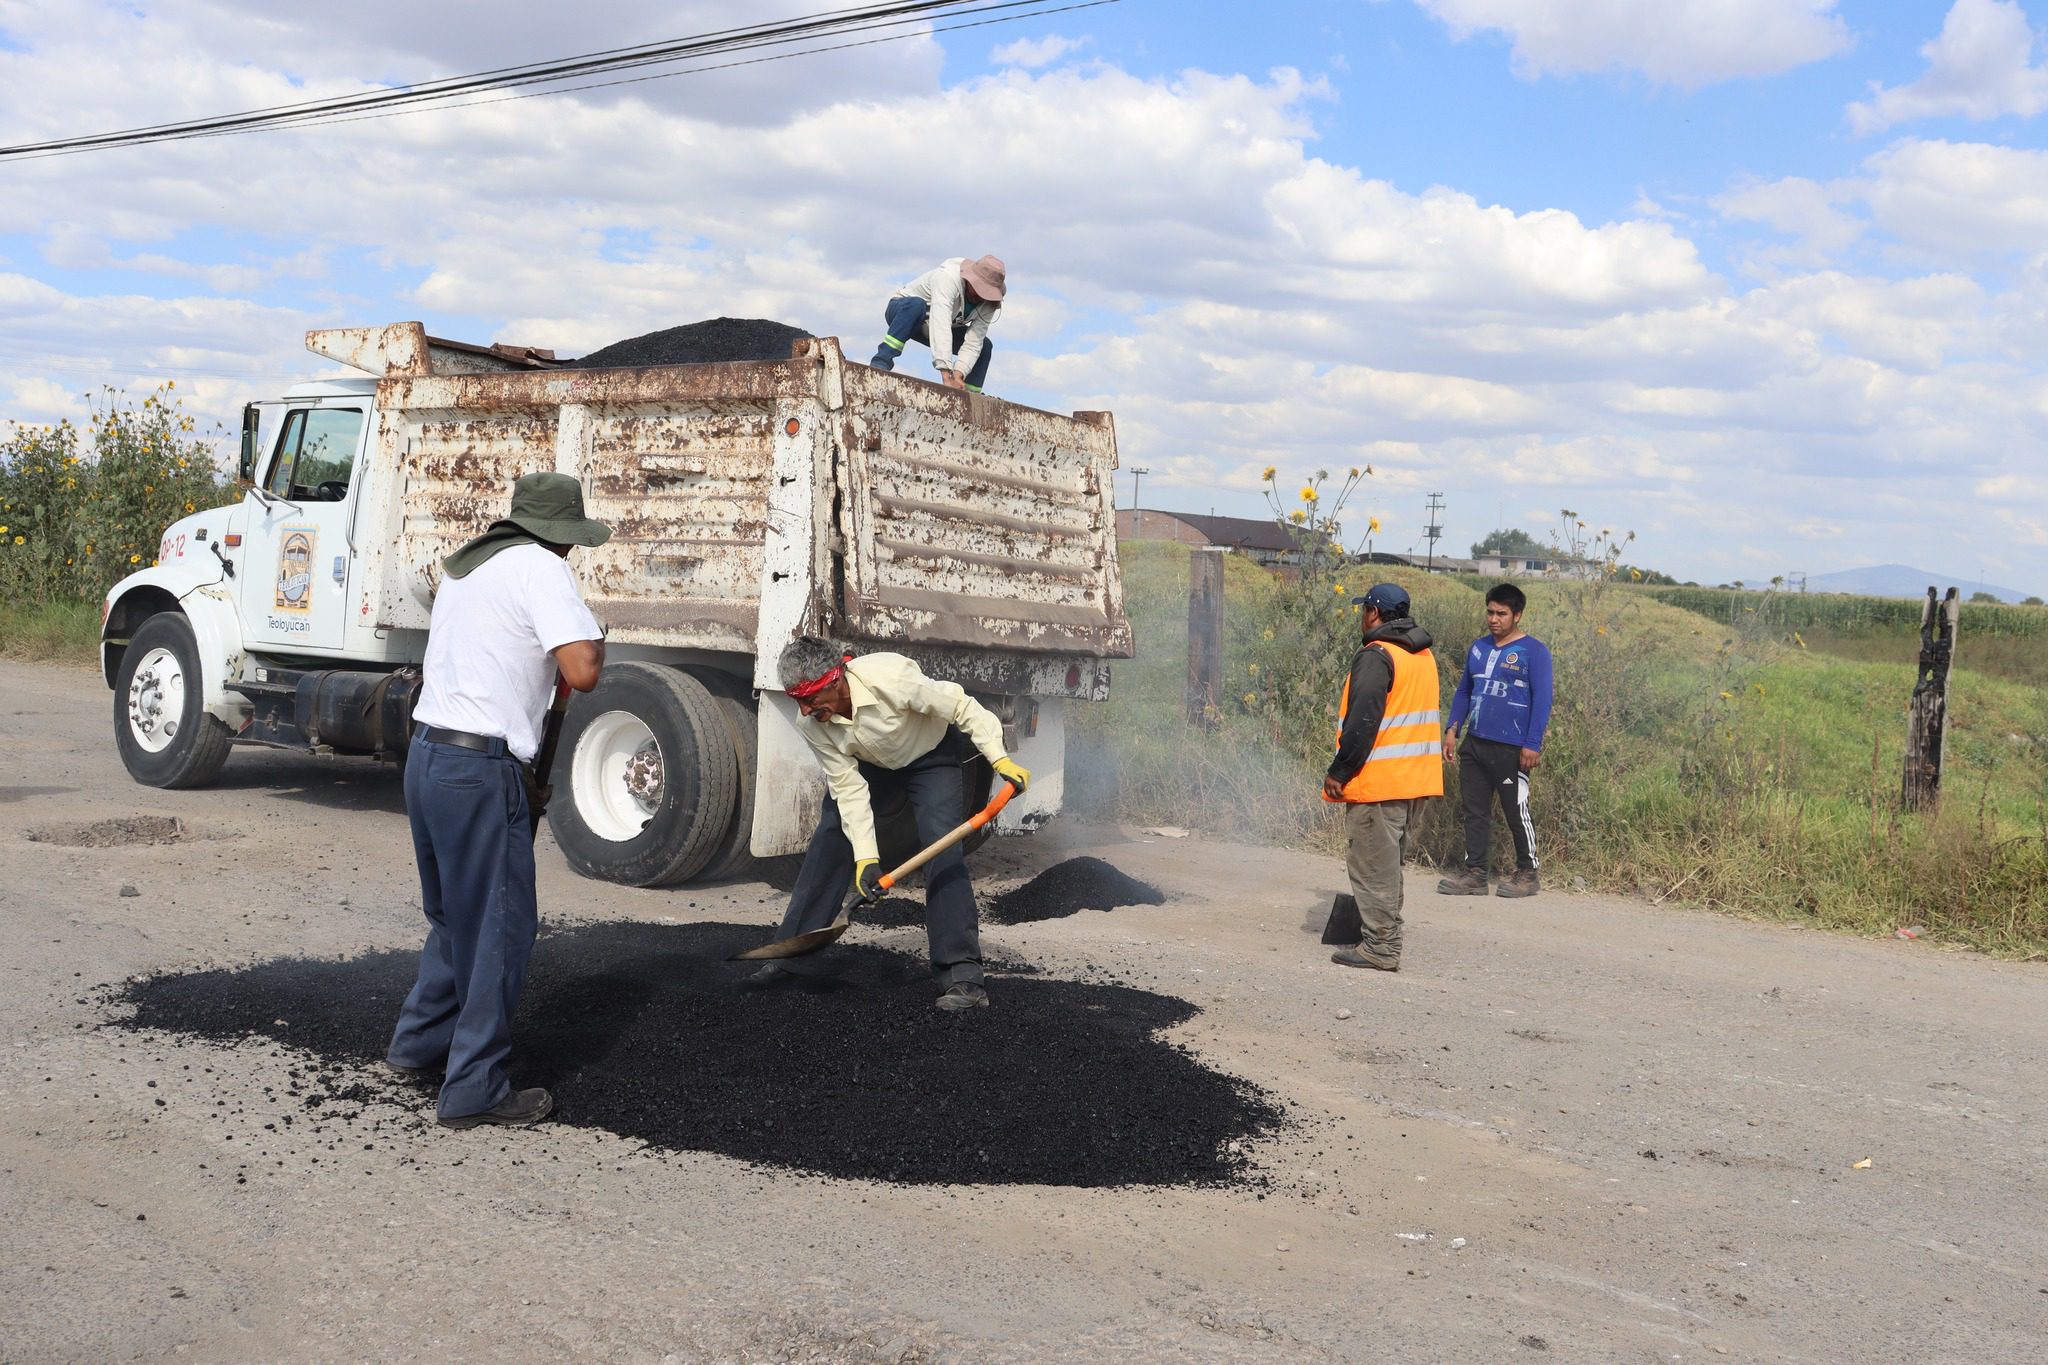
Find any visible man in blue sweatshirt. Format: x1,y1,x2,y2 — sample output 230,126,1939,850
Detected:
1438,583,1552,898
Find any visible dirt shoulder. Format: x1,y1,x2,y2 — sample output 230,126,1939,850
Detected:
3,657,2043,1362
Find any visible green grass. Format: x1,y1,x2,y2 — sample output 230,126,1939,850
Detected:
1079,543,2048,958
0,598,103,666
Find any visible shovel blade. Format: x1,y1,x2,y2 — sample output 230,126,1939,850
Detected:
728,919,852,961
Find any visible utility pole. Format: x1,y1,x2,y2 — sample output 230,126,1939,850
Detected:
1128,465,1150,536
1422,492,1445,572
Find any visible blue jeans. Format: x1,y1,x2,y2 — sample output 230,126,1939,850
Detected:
870,295,994,391
777,736,984,984
388,737,538,1119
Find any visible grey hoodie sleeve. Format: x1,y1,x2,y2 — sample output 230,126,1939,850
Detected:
1327,645,1394,783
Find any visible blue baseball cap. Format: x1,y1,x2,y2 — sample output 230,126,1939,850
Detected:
1359,582,1411,617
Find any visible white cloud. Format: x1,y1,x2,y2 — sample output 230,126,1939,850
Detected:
1861,138,2048,255
1848,0,2048,135
991,34,1090,69
1412,0,1850,89
1715,176,1864,260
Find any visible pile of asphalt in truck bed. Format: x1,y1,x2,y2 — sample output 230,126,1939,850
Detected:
110,921,1278,1188
571,317,813,368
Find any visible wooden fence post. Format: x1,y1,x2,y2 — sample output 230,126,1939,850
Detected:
1186,547,1225,727
1902,585,1959,810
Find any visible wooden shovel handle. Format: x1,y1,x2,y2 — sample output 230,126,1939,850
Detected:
878,782,1016,890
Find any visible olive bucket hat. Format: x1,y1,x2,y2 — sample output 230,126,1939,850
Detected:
504,471,611,547
443,472,611,579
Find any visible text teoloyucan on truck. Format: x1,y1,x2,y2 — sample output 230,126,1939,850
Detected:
101,322,1134,885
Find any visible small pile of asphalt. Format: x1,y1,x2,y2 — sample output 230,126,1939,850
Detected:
571,318,813,368
986,856,1167,925
110,921,1278,1188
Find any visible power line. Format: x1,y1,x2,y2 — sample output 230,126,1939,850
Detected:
1,1,1117,161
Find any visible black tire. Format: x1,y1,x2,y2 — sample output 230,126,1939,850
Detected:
548,662,739,887
693,669,760,883
112,612,233,789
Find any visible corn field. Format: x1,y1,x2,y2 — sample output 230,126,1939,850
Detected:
1642,585,2048,640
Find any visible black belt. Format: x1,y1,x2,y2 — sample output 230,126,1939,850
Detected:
414,724,510,756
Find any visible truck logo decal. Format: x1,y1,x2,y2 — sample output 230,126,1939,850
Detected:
274,526,317,611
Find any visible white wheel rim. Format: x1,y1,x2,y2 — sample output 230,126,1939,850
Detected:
571,709,664,842
125,645,185,754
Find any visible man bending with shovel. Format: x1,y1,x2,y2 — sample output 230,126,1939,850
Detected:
744,639,1030,1011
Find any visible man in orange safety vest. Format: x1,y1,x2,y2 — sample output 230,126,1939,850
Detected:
1321,582,1444,971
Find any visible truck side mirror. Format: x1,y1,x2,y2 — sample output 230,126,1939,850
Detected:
238,404,259,483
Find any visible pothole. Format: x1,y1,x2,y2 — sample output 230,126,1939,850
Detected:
26,816,188,848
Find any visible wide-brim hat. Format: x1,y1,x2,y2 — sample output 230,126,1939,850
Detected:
505,471,611,547
961,254,1007,302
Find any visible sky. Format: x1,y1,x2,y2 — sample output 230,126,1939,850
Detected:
3,0,2047,593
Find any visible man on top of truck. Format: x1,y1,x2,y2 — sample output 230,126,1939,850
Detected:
745,639,1031,1011
386,472,609,1128
868,254,1005,393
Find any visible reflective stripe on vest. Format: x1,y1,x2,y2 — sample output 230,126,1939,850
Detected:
1329,642,1445,803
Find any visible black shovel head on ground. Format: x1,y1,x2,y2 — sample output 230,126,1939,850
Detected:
1321,893,1362,945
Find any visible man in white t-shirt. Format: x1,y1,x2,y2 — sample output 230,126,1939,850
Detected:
387,472,608,1129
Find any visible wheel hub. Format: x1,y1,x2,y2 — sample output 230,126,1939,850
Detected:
570,710,666,842
623,741,663,810
125,646,184,753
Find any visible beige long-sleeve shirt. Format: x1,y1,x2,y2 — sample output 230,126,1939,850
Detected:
799,652,1008,864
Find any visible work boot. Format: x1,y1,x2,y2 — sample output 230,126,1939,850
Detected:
737,962,795,991
1437,866,1489,896
934,981,990,1011
438,1087,554,1130
1496,868,1541,898
1331,943,1400,972
384,1058,442,1083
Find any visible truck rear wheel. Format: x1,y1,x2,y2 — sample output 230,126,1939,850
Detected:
548,662,738,887
113,612,233,789
693,670,760,882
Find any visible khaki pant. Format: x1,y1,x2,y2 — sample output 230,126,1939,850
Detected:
1344,798,1417,951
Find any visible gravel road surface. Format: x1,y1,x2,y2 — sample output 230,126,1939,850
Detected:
3,657,2044,1362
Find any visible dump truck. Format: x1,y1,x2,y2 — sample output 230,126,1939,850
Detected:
101,322,1133,885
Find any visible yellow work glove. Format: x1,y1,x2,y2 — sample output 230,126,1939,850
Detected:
992,756,1031,793
853,858,883,902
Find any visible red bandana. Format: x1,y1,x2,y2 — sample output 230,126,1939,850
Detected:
786,661,847,700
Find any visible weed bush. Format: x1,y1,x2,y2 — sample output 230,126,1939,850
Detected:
1083,514,2048,956
0,384,231,607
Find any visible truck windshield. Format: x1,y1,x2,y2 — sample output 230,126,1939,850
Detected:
267,407,365,501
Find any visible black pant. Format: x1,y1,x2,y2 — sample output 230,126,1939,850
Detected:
776,738,983,984
1460,737,1538,872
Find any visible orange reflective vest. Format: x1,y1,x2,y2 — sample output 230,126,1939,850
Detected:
1328,641,1444,804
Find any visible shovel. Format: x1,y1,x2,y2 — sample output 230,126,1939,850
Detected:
729,781,1018,961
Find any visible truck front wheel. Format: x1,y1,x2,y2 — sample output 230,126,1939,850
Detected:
113,612,233,788
548,663,739,887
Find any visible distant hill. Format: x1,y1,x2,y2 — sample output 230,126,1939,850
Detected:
1797,564,2031,603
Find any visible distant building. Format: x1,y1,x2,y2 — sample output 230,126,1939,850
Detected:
1117,509,1316,568
1468,551,1590,580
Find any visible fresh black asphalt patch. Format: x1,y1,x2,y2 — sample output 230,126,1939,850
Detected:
109,921,1281,1189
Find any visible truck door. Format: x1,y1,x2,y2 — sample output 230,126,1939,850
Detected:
238,402,366,655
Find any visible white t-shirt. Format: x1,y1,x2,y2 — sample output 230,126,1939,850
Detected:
412,542,602,763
